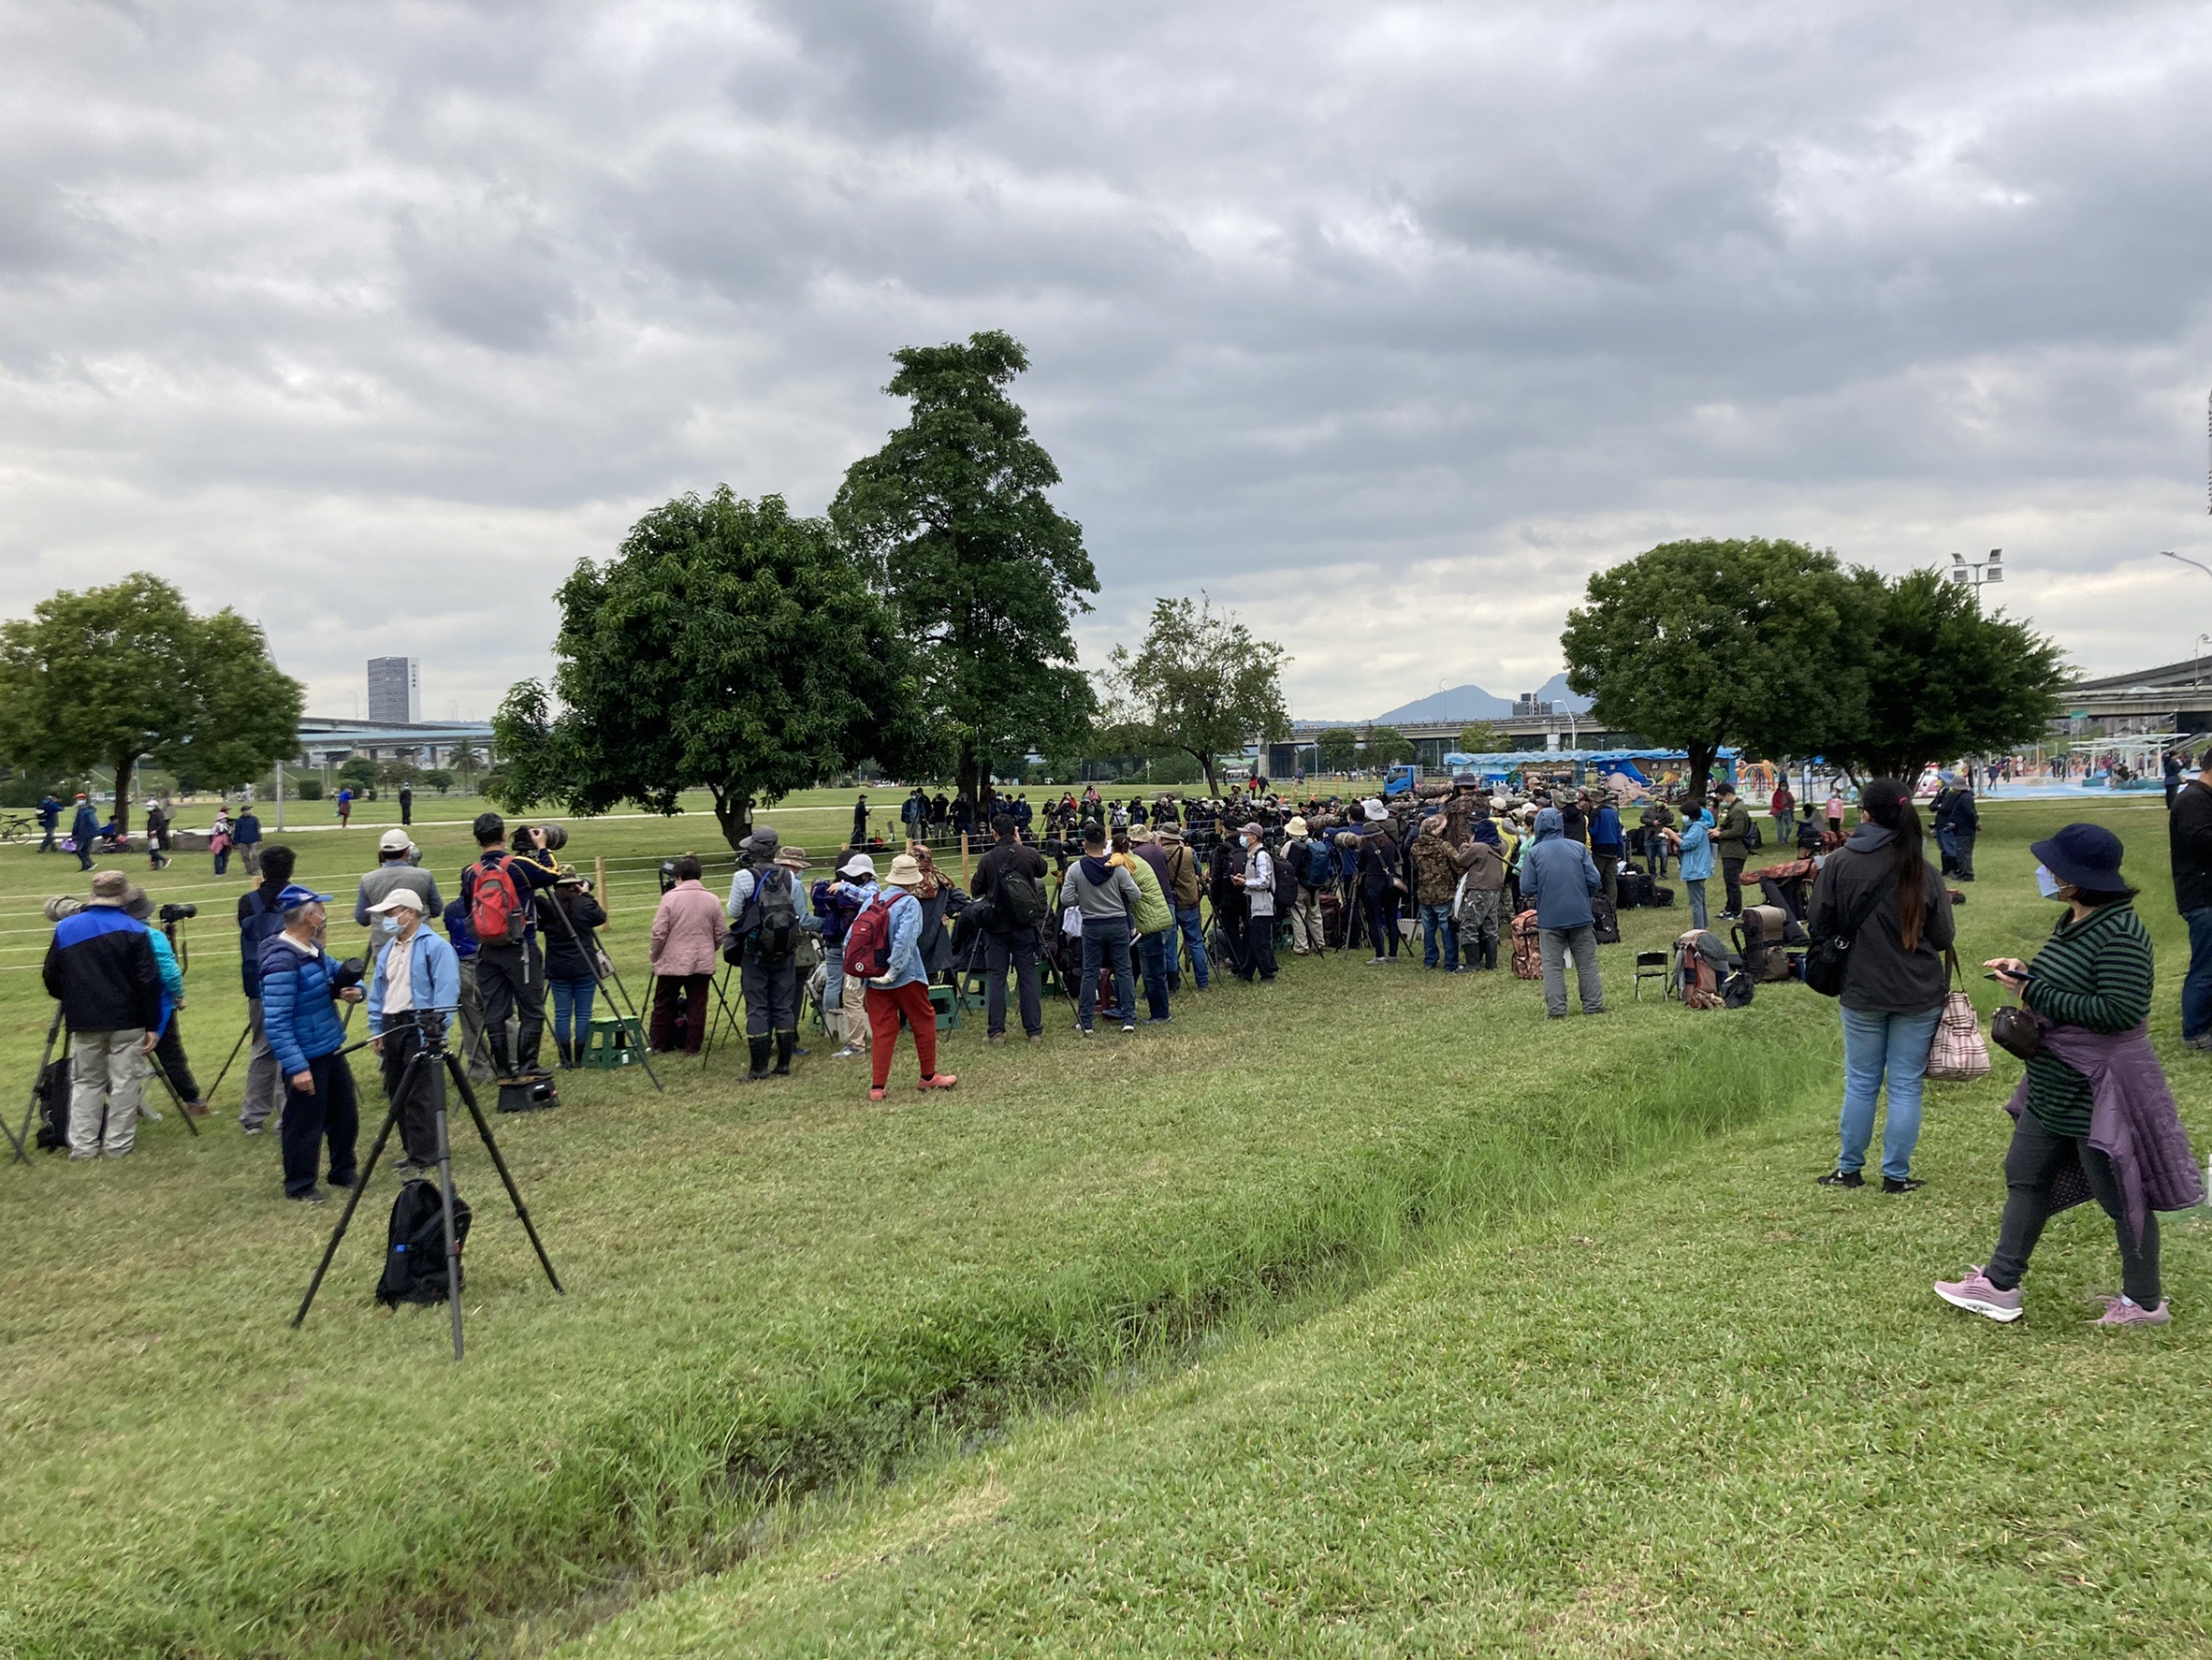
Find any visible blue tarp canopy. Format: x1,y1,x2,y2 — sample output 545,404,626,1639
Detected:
1439,747,1740,780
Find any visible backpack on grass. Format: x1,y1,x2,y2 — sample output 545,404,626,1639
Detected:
33,1055,70,1151
1591,895,1621,945
376,1179,472,1307
1510,910,1541,980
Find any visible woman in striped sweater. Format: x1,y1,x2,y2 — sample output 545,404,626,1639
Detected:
1937,823,2179,1327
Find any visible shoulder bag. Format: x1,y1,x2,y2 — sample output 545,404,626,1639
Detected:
1802,866,1898,997
1925,951,1991,1082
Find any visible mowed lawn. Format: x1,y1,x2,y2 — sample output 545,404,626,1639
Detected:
0,790,2192,1655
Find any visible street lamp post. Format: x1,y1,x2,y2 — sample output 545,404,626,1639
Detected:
1949,548,2004,606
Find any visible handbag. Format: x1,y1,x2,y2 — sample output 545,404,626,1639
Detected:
1990,1003,2043,1061
1926,955,1989,1082
1802,868,1898,997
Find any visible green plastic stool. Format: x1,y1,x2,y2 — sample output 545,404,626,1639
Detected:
582,1013,648,1070
927,982,958,1032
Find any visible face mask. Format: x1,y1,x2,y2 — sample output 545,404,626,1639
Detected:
2034,864,2062,900
379,914,399,937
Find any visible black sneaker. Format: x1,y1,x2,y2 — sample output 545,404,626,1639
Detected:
1816,1170,1865,1188
1883,1176,1925,1194
290,1187,328,1205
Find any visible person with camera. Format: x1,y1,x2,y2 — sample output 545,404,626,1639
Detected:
1937,823,2198,1326
544,867,609,1068
1521,807,1607,1019
1809,779,1953,1193
1357,799,1404,965
459,813,561,1085
648,854,722,1056
850,853,956,1099
42,870,165,1159
258,883,366,1203
355,829,443,928
973,813,1049,1043
365,887,459,1174
724,827,818,1080
234,843,298,1134
124,888,210,1117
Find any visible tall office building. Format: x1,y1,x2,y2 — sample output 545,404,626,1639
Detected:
367,656,421,724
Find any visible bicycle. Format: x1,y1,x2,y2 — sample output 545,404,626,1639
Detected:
0,813,37,844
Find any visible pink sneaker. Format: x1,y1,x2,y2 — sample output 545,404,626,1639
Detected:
2090,1297,2171,1328
917,1072,957,1091
1933,1267,2024,1323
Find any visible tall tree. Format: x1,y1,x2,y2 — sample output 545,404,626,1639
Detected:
1365,724,1415,766
1104,596,1289,797
1562,538,1855,797
1455,721,1506,754
492,488,931,850
833,330,1099,806
1316,727,1360,775
1822,567,2066,781
0,574,301,836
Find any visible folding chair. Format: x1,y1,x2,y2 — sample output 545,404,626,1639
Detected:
1633,949,1669,1002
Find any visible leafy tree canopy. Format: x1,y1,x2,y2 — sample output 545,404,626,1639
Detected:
832,330,1099,804
1822,567,2066,781
1105,596,1289,796
494,488,931,850
1365,725,1416,766
0,573,302,833
1315,727,1360,774
1456,721,1506,754
1562,538,1855,797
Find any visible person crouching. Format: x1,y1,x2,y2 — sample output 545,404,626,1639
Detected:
366,887,459,1178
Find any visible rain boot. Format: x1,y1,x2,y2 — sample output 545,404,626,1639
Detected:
772,1030,796,1076
740,1035,772,1083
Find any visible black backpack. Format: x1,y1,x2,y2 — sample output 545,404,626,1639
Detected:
1000,866,1045,929
735,867,801,959
377,1179,472,1306
1591,895,1621,945
1744,816,1763,852
33,1055,71,1151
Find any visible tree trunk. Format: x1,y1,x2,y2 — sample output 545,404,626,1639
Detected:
956,738,982,807
1197,750,1218,796
1685,740,1716,803
709,785,753,851
111,754,134,838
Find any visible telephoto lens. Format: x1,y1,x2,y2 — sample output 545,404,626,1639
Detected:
160,902,197,923
539,823,569,852
329,956,368,993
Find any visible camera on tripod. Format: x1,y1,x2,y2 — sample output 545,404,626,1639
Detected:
517,823,568,852
658,858,681,895
159,902,196,925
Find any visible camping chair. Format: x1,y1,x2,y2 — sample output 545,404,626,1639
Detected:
1634,949,1669,1001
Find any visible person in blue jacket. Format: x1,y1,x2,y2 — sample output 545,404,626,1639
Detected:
36,793,61,853
1667,795,1718,931
69,794,99,871
258,883,366,1202
366,887,460,1175
1588,796,1625,909
1520,807,1607,1019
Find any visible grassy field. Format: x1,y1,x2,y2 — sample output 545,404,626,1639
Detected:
0,791,2193,1655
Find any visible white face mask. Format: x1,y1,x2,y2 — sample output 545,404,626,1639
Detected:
2034,864,2062,900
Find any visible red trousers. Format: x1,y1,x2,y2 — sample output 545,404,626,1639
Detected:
866,981,938,1089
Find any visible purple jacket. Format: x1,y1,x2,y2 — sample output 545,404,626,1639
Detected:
2005,1017,2203,1246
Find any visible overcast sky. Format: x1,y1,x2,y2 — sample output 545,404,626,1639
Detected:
4,0,2210,724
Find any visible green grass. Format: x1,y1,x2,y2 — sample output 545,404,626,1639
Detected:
0,793,2193,1655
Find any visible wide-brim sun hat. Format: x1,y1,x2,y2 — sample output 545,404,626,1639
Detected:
882,853,924,888
1285,816,1308,836
777,845,811,869
2030,823,2128,894
838,852,877,878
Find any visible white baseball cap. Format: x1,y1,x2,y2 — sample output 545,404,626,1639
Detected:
367,885,429,915
379,828,415,854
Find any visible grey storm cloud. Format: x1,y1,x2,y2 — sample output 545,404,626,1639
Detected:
0,0,2208,721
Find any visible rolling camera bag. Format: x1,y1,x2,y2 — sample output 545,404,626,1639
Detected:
377,1179,473,1307
1737,905,1796,983
1591,896,1621,945
1510,910,1542,980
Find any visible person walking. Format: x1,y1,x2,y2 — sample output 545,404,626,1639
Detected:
1936,823,2201,1326
364,887,459,1174
1712,784,1753,919
142,800,170,870
233,845,298,1134
2172,753,2212,1052
234,803,264,877
648,854,724,1056
1810,779,1954,1193
1770,779,1797,847
36,792,61,853
543,868,607,1068
1058,823,1142,1032
1671,797,1716,930
210,808,234,876
1410,814,1462,971
1157,823,1210,992
857,853,956,1099
42,870,165,1159
1588,794,1623,910
972,817,1048,1041
257,882,366,1202
70,794,98,872
1520,807,1606,1018
851,794,870,847
398,781,413,827
335,786,354,829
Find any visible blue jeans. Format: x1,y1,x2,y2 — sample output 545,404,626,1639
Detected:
1419,902,1459,969
549,975,597,1050
1838,1005,1943,1180
1080,916,1137,1030
1171,905,1210,990
1684,878,1708,931
2185,908,2212,1042
1138,930,1171,1019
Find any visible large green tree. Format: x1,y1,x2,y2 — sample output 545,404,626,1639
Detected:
1365,724,1415,766
1315,727,1360,774
0,574,301,835
1104,596,1289,796
1455,721,1506,754
1822,566,2066,781
1562,538,1855,797
493,488,930,850
833,330,1099,806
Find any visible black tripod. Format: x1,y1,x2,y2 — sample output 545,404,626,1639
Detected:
292,1015,562,1361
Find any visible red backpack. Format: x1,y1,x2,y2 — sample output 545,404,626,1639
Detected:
469,855,527,947
842,893,901,980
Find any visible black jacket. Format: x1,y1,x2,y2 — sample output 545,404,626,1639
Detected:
1809,825,1955,1014
973,839,1047,934
2172,779,2212,914
543,890,608,982
44,905,164,1034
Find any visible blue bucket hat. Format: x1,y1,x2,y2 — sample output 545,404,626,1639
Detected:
2030,823,2127,894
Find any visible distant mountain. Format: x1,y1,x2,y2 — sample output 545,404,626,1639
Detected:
1366,672,1590,727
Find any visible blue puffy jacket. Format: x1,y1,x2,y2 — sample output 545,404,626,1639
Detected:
1519,808,1601,930
1677,808,1716,881
258,935,350,1076
1589,805,1623,853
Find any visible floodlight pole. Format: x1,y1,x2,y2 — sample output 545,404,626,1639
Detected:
1948,548,2004,609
